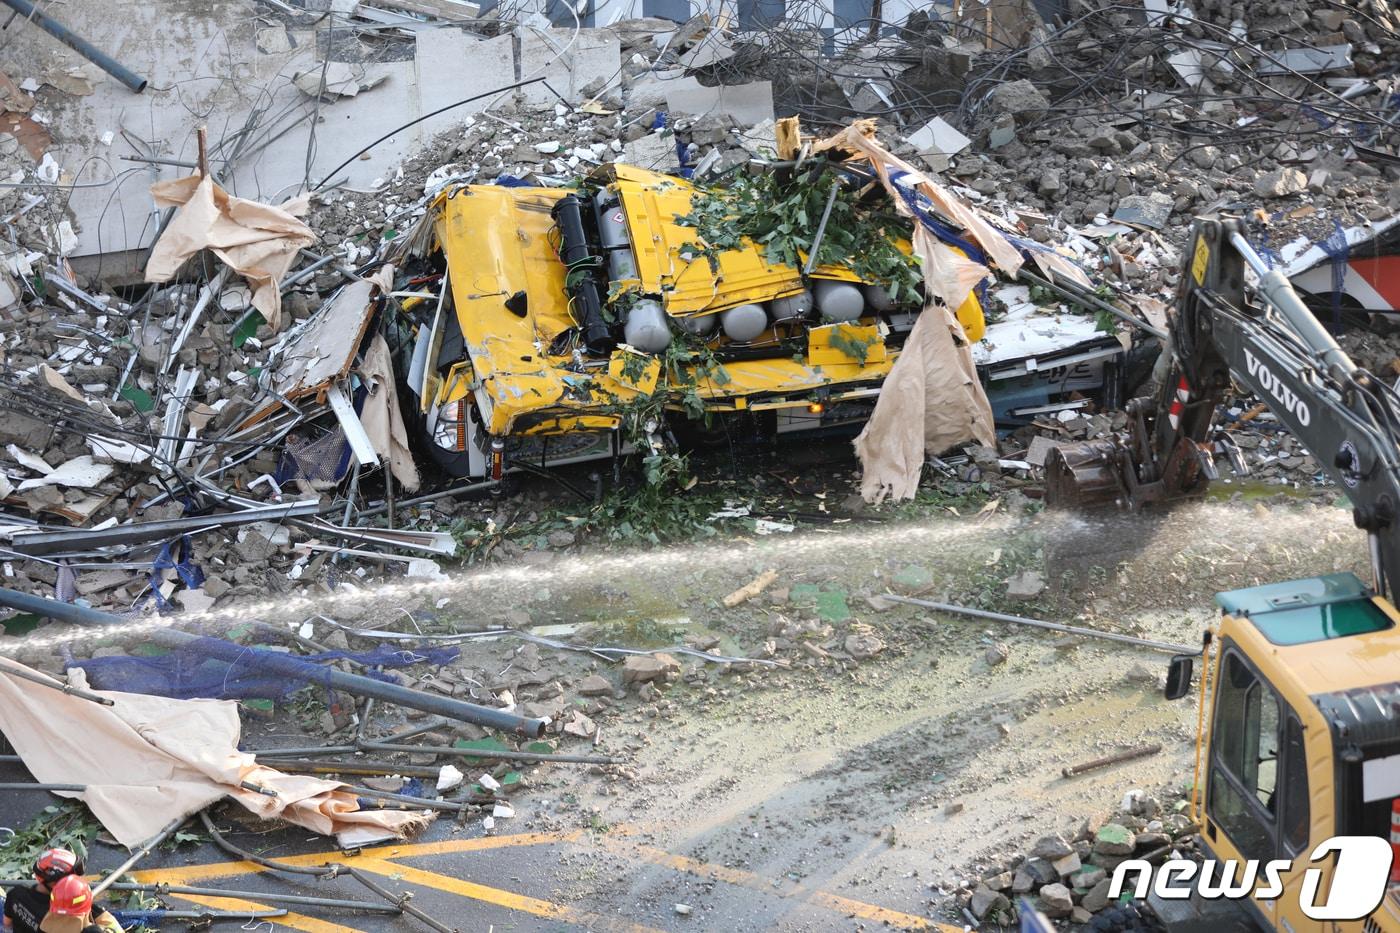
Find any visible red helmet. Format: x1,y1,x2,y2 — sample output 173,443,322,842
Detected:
47,875,92,917
33,848,84,886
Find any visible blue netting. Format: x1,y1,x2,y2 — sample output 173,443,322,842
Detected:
887,168,989,266
68,638,459,701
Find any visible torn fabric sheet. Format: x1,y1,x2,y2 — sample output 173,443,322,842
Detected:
358,331,422,492
809,123,1000,500
854,289,996,504
144,174,317,332
0,661,432,848
1029,248,1094,289
812,122,1025,282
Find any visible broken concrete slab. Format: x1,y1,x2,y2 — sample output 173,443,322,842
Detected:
1255,167,1308,198
1037,883,1073,918
1256,43,1353,75
905,116,971,161
987,79,1049,116
663,77,774,127
622,131,678,171
1112,191,1174,229
624,67,683,110
622,653,680,684
519,29,621,106
15,455,112,491
578,674,613,696
1093,823,1136,856
1005,569,1046,600
293,62,387,100
969,885,1009,920
415,32,514,136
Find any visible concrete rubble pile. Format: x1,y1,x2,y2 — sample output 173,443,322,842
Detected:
0,3,799,619
959,786,1198,928
0,0,1394,623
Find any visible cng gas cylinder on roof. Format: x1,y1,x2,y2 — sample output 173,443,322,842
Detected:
862,283,896,312
720,303,769,342
593,190,629,251
624,299,672,353
770,289,813,322
678,313,717,336
814,280,865,323
608,248,638,281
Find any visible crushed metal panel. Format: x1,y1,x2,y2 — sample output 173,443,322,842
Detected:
1285,213,1400,313
240,278,380,428
1256,43,1353,76
974,285,1112,367
436,185,575,434
430,171,902,437
608,164,805,316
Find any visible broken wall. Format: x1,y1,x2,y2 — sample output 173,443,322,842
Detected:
2,1,515,277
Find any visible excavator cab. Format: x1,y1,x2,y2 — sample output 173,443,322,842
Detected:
1157,572,1400,932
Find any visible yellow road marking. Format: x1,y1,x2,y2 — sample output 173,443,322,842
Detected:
166,893,364,933
591,835,953,931
129,829,588,885
351,857,665,933
132,826,950,930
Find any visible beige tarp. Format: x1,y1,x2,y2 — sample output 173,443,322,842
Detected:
0,661,432,848
359,331,422,492
854,269,996,503
144,174,317,332
812,125,1001,501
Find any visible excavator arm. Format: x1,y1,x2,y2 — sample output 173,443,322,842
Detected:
1047,217,1400,597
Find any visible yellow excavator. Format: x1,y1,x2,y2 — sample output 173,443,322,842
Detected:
1047,218,1400,931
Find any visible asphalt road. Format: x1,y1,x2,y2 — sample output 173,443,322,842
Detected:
0,769,953,933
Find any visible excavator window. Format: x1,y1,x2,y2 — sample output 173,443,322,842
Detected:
1280,713,1310,854
1209,649,1284,861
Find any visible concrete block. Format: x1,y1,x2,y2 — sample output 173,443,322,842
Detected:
622,131,677,171
663,77,774,126
519,29,621,106
415,32,514,136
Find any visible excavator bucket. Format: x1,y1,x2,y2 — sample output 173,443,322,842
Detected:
1044,442,1123,510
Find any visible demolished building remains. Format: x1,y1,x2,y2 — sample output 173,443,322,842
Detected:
0,0,1397,927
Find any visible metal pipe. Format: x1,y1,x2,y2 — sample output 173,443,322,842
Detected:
0,657,114,706
353,479,500,519
0,879,380,913
343,868,457,933
99,883,402,913
802,179,842,275
280,252,340,291
257,760,447,780
0,783,85,791
119,155,200,169
114,910,288,922
250,745,359,758
197,812,331,878
7,501,320,557
354,787,468,812
0,589,548,737
197,813,455,933
1061,743,1162,777
880,593,1197,654
359,741,621,765
44,269,110,312
1017,268,1168,340
0,0,147,92
91,816,186,897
